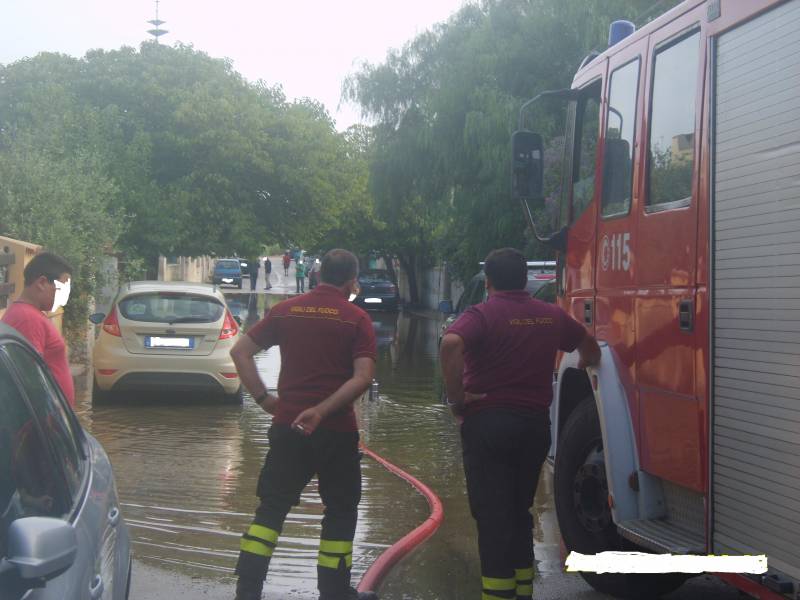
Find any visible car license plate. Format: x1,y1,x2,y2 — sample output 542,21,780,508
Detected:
222,277,233,283
365,298,382,304
145,336,194,349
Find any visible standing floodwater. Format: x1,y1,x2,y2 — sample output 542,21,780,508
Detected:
74,301,583,599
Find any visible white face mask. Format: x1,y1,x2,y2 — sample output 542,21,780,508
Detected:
51,278,71,312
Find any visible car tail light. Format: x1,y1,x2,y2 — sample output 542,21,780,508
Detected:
98,369,118,376
220,372,239,379
102,307,122,337
388,284,397,293
219,309,239,340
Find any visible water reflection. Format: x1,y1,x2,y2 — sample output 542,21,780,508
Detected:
226,292,263,328
77,308,561,599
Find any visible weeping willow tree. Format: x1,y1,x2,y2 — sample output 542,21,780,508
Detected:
346,0,680,292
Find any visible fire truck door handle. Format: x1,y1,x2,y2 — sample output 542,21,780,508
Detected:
679,299,693,332
583,300,593,325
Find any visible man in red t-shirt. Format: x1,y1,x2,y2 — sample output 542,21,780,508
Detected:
230,249,378,600
2,252,75,407
440,248,600,600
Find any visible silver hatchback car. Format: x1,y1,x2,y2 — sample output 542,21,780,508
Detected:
0,324,131,600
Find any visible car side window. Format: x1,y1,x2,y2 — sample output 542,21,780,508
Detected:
3,344,84,504
457,276,486,313
0,356,66,559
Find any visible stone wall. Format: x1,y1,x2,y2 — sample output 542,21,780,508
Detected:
157,256,215,283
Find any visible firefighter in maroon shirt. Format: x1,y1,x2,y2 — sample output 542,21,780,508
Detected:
230,249,379,600
440,248,600,600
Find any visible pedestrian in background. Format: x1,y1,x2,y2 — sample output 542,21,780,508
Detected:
1,251,76,407
295,260,306,294
309,258,321,289
230,249,379,600
439,247,600,600
249,258,260,291
282,252,291,276
264,257,272,290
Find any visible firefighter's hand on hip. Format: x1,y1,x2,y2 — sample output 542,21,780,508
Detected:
292,407,322,435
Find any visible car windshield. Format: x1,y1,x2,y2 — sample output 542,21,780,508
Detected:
532,281,557,303
216,260,239,270
119,293,224,324
359,271,392,283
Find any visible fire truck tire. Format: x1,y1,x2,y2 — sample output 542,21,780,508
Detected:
554,396,687,599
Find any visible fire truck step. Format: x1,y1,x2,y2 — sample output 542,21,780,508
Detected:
617,519,705,555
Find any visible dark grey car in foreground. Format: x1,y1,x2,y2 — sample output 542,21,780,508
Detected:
0,324,131,600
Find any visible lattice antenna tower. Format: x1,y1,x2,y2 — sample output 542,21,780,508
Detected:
147,0,168,43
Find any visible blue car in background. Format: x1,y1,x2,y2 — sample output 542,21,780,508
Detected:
0,323,132,600
212,258,243,289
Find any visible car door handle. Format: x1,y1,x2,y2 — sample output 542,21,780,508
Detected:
679,299,694,332
90,574,104,600
108,506,120,527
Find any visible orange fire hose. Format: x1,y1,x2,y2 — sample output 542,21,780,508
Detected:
357,444,445,593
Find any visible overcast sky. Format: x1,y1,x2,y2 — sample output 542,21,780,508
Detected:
1,0,468,130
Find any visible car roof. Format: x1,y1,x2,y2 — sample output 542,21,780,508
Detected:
118,281,225,300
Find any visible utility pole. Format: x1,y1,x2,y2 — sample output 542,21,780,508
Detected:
147,0,168,43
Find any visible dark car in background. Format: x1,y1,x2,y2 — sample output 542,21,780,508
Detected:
354,270,399,311
436,261,556,403
0,324,132,600
212,259,243,289
439,261,556,340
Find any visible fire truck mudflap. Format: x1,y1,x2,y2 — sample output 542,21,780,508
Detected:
712,0,800,591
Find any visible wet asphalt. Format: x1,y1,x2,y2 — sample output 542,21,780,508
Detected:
74,259,746,600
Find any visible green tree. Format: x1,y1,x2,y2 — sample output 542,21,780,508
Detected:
347,0,681,288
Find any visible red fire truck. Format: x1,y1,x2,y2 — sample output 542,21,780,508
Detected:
511,1,800,598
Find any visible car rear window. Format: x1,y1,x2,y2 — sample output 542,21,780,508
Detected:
216,260,240,270
119,293,224,324
359,271,392,283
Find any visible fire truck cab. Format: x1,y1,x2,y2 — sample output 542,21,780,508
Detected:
512,1,800,598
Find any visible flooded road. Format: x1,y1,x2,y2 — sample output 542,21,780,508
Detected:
75,293,741,600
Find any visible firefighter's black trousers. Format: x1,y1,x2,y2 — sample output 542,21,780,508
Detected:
236,424,361,596
461,409,551,600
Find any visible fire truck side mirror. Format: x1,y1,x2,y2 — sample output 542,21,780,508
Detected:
511,130,544,203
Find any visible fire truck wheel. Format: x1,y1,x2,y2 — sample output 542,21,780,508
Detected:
554,396,687,599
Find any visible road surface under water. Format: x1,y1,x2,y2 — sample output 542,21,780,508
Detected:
75,291,740,600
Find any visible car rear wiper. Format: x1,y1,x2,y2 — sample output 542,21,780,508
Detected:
167,316,211,324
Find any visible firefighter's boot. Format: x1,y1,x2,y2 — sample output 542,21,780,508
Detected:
514,567,534,600
481,575,517,600
317,539,380,600
234,577,263,600
234,524,280,600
